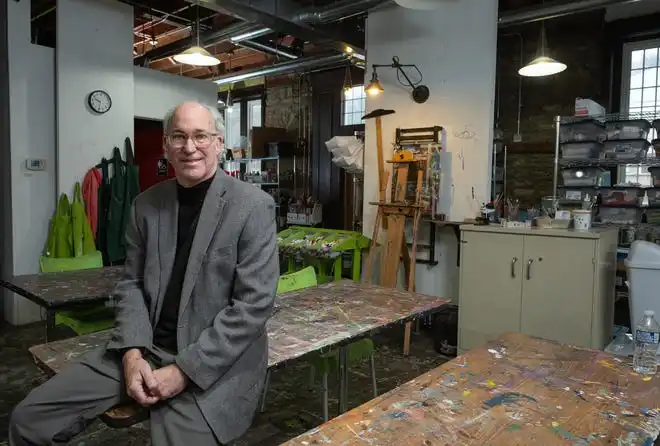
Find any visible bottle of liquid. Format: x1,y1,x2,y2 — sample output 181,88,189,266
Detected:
633,310,660,375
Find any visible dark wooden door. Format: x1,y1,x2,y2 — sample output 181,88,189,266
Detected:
310,68,364,230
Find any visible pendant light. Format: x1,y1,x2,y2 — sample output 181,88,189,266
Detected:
173,3,220,67
518,23,566,78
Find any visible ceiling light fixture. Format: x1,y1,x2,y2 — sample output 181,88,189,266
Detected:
518,24,566,78
173,2,220,67
365,56,429,104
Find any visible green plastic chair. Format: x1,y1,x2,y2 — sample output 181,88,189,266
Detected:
40,259,114,337
261,266,377,422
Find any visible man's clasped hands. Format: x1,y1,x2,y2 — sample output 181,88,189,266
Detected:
122,349,189,405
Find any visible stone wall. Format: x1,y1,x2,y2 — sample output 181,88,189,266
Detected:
497,13,608,206
265,80,300,132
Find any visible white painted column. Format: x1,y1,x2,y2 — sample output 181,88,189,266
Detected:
363,0,498,301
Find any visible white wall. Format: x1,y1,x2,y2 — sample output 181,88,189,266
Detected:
363,0,498,301
6,0,57,324
56,0,134,197
134,67,218,120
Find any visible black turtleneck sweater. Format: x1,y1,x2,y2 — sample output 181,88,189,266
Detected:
153,175,214,353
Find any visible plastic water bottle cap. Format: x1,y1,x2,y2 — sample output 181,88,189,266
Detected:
644,310,655,317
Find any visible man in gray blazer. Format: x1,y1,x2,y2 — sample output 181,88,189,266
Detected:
9,102,279,445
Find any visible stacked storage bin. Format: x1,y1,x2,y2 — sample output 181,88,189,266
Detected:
558,119,608,206
599,119,652,225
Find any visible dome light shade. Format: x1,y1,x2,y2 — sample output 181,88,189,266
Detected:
518,56,567,77
173,46,221,66
395,0,440,9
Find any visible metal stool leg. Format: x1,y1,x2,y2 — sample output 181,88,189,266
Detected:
260,370,271,413
321,373,329,422
369,353,378,398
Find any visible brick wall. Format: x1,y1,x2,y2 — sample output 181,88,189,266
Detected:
497,13,608,206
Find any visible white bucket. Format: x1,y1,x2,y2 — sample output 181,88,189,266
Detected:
572,209,592,230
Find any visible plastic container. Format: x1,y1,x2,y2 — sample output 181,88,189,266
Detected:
648,167,660,187
606,119,652,140
644,189,660,207
560,119,605,143
652,119,660,136
562,188,595,203
561,167,607,187
652,139,660,158
603,139,650,160
633,310,660,374
600,188,642,206
560,141,602,160
572,209,592,230
599,207,641,224
626,241,660,353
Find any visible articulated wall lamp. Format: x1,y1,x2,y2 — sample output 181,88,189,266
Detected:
365,56,430,104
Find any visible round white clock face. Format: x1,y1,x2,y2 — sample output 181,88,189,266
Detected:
88,90,112,114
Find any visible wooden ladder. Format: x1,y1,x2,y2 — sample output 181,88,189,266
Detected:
364,153,426,355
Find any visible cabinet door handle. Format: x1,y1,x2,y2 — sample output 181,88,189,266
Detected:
510,257,518,278
526,258,534,280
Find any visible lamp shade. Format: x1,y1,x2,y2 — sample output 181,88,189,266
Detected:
394,0,440,9
518,56,567,77
173,46,221,66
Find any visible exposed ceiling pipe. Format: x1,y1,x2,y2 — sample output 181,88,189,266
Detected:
234,40,299,60
498,0,638,27
135,0,387,65
213,53,353,85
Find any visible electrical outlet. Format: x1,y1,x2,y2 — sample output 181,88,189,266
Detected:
513,133,522,143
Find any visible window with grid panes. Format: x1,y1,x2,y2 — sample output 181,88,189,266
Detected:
620,40,660,186
341,86,366,126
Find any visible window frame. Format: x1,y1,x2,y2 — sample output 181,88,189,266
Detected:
618,38,660,186
221,90,265,155
341,85,366,128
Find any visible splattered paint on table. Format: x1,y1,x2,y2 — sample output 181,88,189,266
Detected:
0,266,123,308
29,280,450,374
282,332,660,446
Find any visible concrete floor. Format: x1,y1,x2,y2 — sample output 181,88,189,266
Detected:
0,322,450,445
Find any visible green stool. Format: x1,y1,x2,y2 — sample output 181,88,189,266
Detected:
261,266,377,421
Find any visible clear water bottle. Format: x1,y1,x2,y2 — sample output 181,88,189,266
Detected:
633,310,660,375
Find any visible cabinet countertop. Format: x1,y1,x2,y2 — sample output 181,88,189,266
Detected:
459,224,618,239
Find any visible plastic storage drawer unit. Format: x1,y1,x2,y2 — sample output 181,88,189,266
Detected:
598,207,641,224
561,167,607,187
560,119,605,143
606,119,652,140
560,141,602,160
603,139,650,160
600,188,642,206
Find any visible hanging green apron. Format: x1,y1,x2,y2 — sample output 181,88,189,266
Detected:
106,147,126,263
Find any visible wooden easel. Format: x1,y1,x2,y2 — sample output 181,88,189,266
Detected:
364,152,426,355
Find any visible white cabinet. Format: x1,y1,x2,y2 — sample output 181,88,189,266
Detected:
458,225,618,352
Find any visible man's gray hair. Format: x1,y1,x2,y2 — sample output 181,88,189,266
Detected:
163,102,225,136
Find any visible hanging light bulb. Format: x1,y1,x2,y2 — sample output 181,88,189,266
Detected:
365,70,384,97
173,4,220,67
519,24,566,78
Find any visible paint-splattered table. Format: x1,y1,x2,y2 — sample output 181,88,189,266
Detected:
29,280,450,426
0,266,123,340
282,332,660,446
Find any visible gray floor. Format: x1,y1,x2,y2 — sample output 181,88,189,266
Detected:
0,322,449,445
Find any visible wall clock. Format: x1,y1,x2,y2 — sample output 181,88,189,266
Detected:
88,90,112,114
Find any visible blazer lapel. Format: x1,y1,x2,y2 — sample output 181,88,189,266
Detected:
178,172,228,320
155,180,178,323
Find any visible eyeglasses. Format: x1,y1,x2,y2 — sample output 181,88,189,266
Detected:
166,131,217,149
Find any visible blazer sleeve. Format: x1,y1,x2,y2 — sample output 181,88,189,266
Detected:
175,197,279,390
106,200,153,352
